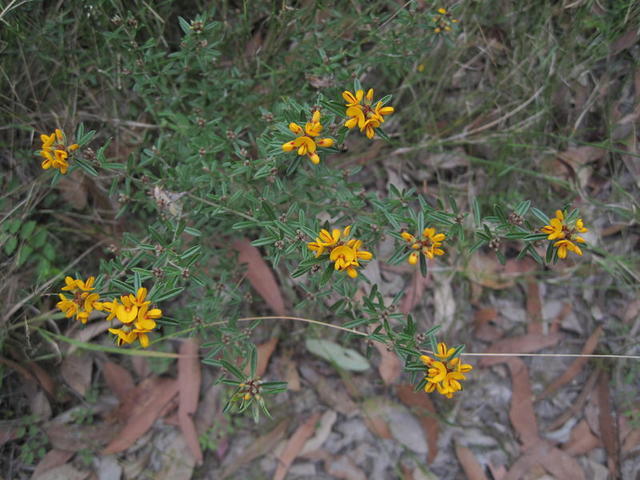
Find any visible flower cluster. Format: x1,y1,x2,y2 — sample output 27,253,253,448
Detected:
102,288,161,348
541,210,588,259
432,8,459,34
401,228,446,264
307,226,373,278
343,88,394,139
281,110,334,164
56,276,102,324
39,129,79,174
420,342,472,398
55,278,161,348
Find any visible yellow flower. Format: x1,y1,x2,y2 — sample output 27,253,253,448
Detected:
306,225,373,278
420,342,472,399
342,88,394,139
55,276,102,324
401,227,446,264
282,110,334,164
541,210,588,259
39,129,79,174
104,288,161,348
432,8,459,34
307,226,351,257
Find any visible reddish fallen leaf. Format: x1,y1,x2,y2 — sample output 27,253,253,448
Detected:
399,270,430,314
597,375,619,478
26,361,57,398
102,361,135,402
283,354,301,392
373,341,401,385
221,418,290,479
43,422,120,452
131,356,150,379
178,338,203,465
32,449,75,479
396,384,439,464
473,307,503,341
361,398,393,439
474,307,497,325
506,358,540,449
526,280,542,334
273,412,322,480
32,463,89,480
623,428,640,453
254,337,279,378
611,27,640,55
455,442,488,480
103,377,179,454
61,353,92,397
504,441,585,480
537,326,602,400
233,239,286,315
479,333,561,367
562,419,601,456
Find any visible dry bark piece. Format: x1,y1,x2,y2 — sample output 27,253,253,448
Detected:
233,238,286,315
273,412,322,480
178,338,203,465
454,442,488,480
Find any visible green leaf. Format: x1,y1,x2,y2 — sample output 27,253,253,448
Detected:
531,207,550,225
75,157,98,176
305,338,370,371
4,235,17,256
184,227,201,236
153,287,184,303
472,199,481,226
20,220,37,239
17,245,33,266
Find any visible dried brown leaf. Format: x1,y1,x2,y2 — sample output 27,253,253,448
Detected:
299,365,358,416
43,422,120,452
399,270,429,314
283,355,301,392
31,464,89,480
102,361,135,402
221,418,290,479
178,338,202,465
597,375,619,478
58,171,87,210
466,254,518,289
32,449,75,479
255,337,278,378
562,419,601,456
102,377,179,455
361,398,393,439
301,410,337,455
537,326,602,400
373,341,401,385
505,441,585,480
325,454,367,480
154,429,195,480
454,442,488,480
479,333,562,367
233,238,286,315
61,353,92,397
273,412,322,480
396,384,439,464
506,358,540,448
548,369,599,430
611,28,640,55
